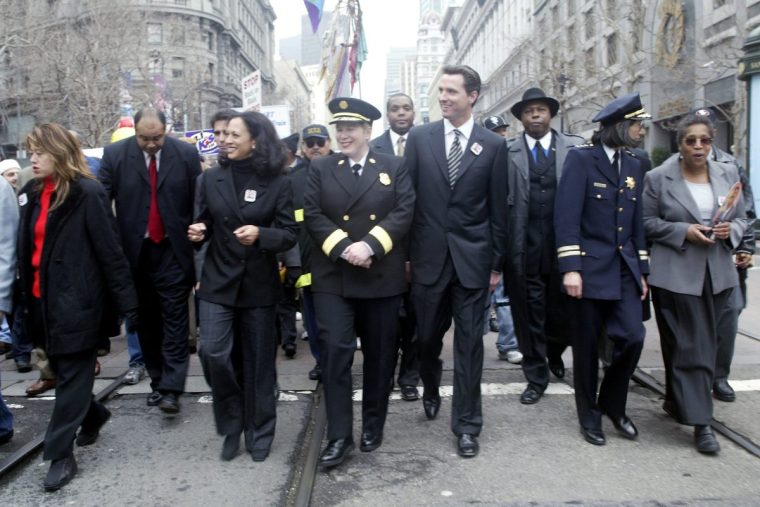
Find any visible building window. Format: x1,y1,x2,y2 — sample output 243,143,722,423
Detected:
207,62,215,83
551,5,559,27
148,23,162,44
567,0,575,16
585,8,594,40
148,57,163,75
584,47,595,78
171,57,185,78
713,0,727,7
567,23,575,53
606,0,616,15
607,32,618,65
207,31,214,51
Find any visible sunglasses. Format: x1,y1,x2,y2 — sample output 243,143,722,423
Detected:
305,138,326,148
683,136,713,147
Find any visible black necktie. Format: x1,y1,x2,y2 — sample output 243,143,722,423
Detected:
448,129,462,188
612,151,620,175
352,163,361,178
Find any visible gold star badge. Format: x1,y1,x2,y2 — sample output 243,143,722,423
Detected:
339,100,349,110
625,176,635,190
379,172,391,186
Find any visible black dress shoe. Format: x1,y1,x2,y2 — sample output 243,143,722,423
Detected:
423,394,441,420
147,390,163,407
713,380,736,402
16,359,32,373
548,358,565,379
318,437,355,467
520,385,542,405
221,433,241,461
44,454,77,492
283,343,296,358
159,393,180,414
359,432,383,452
251,448,270,462
606,414,638,439
457,434,479,458
694,425,720,454
400,385,419,401
308,364,322,381
0,430,13,445
581,427,606,446
76,407,112,446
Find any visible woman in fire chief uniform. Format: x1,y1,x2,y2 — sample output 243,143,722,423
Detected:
304,97,415,468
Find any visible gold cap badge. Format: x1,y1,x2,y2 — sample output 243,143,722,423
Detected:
379,172,391,186
339,100,349,110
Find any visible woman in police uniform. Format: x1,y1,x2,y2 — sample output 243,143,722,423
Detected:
304,97,415,468
554,93,651,446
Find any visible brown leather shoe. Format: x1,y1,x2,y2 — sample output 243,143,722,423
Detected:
26,378,57,397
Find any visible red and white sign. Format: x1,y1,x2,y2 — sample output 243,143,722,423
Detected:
241,70,262,112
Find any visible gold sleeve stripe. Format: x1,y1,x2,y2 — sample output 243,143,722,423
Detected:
369,226,393,254
638,250,648,255
557,245,581,253
558,251,582,258
322,229,349,256
294,209,304,222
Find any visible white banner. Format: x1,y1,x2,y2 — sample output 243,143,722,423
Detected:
261,105,292,138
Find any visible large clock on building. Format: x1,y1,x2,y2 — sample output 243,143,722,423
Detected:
656,0,685,68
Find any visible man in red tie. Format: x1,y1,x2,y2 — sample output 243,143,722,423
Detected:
99,108,202,414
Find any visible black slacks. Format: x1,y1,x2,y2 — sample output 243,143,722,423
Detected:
313,293,401,440
136,239,192,394
199,301,277,453
412,258,488,436
565,267,644,431
396,291,420,388
44,349,108,461
653,279,735,425
276,287,299,349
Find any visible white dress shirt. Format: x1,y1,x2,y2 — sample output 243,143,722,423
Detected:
443,116,474,155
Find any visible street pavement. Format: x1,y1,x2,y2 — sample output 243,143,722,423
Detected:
2,270,760,505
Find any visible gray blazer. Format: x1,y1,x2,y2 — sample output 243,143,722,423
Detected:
0,178,18,314
643,157,749,296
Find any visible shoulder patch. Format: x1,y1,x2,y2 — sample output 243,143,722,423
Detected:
576,143,594,149
625,149,638,158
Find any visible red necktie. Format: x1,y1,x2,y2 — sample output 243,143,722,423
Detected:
147,155,165,243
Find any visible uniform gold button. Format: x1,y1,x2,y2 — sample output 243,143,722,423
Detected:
632,197,637,202
618,245,623,250
618,226,623,231
618,207,624,212
343,215,349,221
581,252,586,256
596,194,601,199
619,188,624,194
370,214,376,220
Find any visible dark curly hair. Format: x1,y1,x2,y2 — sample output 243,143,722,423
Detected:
229,111,287,178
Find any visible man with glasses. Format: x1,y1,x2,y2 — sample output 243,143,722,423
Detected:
290,124,334,381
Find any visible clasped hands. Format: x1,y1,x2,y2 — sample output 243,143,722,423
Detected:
342,242,373,269
686,222,730,245
187,223,260,246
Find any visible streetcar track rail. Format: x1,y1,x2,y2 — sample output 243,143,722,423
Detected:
738,328,760,343
285,384,326,507
0,371,128,479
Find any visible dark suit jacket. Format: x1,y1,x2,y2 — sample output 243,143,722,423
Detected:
195,166,297,307
304,150,415,298
405,120,509,289
554,144,649,300
370,130,395,156
99,136,202,279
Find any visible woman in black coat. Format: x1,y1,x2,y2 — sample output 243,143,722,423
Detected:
188,111,297,462
17,124,138,491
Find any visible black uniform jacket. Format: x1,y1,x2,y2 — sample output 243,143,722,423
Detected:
17,177,137,355
304,150,415,299
194,166,298,308
554,144,649,300
99,135,201,280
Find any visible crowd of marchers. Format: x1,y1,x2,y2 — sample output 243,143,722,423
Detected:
0,62,754,492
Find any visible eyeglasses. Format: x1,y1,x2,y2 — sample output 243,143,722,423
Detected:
683,136,713,147
305,138,326,148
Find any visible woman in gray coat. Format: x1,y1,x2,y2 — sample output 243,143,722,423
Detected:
643,114,750,454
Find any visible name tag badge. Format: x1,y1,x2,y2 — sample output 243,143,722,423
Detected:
470,142,483,156
244,189,257,203
593,182,607,188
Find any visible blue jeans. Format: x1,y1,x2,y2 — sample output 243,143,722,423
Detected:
301,287,320,362
125,318,144,367
0,369,12,437
493,280,517,353
10,305,33,363
0,316,11,344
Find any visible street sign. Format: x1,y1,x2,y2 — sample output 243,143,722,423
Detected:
184,129,219,155
242,70,262,111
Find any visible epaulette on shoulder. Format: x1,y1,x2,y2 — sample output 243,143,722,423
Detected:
575,143,594,149
624,149,638,158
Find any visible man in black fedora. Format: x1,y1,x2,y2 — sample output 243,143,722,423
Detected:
503,87,583,405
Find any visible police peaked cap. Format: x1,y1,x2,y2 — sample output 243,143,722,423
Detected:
483,115,509,131
510,88,560,118
592,93,652,126
328,97,382,124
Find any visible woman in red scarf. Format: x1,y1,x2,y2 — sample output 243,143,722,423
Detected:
17,124,138,491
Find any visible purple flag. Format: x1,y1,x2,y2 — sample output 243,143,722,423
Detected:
304,0,325,33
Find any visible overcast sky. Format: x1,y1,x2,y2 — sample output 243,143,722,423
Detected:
270,0,421,131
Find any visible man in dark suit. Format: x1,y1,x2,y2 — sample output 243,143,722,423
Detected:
370,92,420,402
99,108,201,414
405,65,508,458
554,93,650,446
503,88,584,405
305,98,415,468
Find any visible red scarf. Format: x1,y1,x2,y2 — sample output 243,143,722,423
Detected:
31,178,56,298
